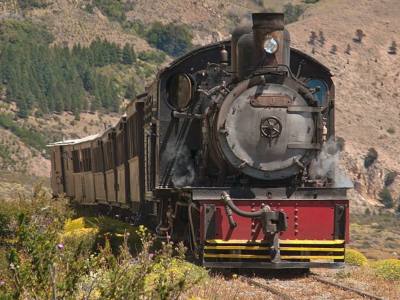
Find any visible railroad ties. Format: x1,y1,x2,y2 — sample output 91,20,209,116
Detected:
238,273,387,300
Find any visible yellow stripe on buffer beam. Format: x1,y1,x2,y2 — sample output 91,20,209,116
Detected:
206,239,345,245
204,253,271,259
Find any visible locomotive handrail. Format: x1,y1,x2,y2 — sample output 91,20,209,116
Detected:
249,64,317,106
251,64,296,81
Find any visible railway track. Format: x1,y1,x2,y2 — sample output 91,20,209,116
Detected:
238,276,293,300
238,273,387,300
310,274,386,300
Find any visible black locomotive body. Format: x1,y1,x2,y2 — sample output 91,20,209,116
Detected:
50,13,350,269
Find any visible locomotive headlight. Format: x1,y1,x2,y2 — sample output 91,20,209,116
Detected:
264,37,279,54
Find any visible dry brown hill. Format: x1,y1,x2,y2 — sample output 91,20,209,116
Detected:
287,0,400,210
28,0,151,50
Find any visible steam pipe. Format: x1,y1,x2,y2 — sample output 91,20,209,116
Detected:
224,205,237,228
221,191,271,218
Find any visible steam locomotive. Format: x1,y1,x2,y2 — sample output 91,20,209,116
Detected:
50,13,350,269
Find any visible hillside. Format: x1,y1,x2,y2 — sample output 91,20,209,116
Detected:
0,0,399,212
287,0,400,211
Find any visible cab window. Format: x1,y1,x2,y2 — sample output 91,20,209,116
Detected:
306,79,328,106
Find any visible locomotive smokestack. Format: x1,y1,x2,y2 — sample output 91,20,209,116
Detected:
236,13,290,79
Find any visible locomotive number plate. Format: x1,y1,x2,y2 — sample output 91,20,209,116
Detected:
249,94,292,107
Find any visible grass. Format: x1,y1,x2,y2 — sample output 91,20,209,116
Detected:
350,213,400,260
334,266,400,299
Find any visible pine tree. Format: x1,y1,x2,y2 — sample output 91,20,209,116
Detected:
378,187,394,209
18,100,29,118
388,41,397,55
308,31,317,45
345,44,351,55
122,43,135,64
125,81,136,99
0,20,133,116
318,30,326,47
353,29,365,43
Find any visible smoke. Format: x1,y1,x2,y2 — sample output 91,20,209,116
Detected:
309,138,353,188
171,146,195,187
163,143,195,188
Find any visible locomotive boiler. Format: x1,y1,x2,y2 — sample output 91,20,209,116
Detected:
49,13,350,270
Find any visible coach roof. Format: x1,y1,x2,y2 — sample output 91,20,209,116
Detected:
47,134,100,147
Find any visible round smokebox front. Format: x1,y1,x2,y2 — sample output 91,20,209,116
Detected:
217,83,316,180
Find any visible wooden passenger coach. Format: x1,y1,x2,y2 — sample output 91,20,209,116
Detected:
49,99,145,214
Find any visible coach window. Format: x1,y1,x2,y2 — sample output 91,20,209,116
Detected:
127,115,139,159
72,150,80,173
116,133,124,166
93,147,103,173
82,148,92,172
105,141,115,170
64,151,69,171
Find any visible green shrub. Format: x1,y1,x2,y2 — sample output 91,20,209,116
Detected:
93,231,207,299
304,0,319,3
0,205,13,238
125,81,136,99
62,218,99,254
364,147,378,168
345,249,368,266
123,19,146,37
283,4,305,24
0,19,53,44
92,0,126,22
372,259,400,281
18,0,51,9
0,189,208,299
146,22,193,57
138,50,166,64
387,127,395,134
378,187,394,209
64,216,142,255
384,171,397,186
